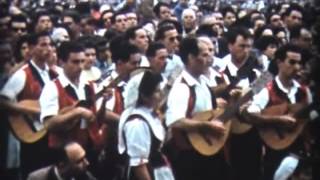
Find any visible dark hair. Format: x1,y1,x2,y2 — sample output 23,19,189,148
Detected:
110,36,140,63
155,24,176,41
254,36,278,52
274,43,301,62
221,6,236,18
10,14,27,25
179,36,200,65
14,34,31,62
125,25,143,40
57,41,84,62
28,31,51,45
157,19,182,34
225,26,252,44
289,25,307,40
196,24,218,37
153,2,170,18
146,42,166,58
111,11,126,24
283,3,304,18
137,71,163,106
62,10,80,24
33,10,51,24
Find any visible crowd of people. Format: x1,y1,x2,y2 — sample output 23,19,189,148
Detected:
1,0,320,180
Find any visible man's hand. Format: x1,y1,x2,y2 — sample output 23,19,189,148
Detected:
202,120,226,135
77,107,96,123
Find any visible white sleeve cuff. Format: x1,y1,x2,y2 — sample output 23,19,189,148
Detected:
129,157,149,166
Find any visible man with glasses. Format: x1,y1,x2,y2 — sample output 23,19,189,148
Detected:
155,25,184,80
240,44,312,180
10,14,28,40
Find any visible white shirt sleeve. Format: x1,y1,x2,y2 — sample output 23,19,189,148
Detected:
165,83,190,127
247,87,270,113
39,81,59,122
124,119,151,166
0,70,26,100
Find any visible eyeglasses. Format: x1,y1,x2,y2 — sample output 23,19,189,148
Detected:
288,59,301,66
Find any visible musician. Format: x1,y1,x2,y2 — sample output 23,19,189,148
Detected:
0,32,58,178
165,37,228,180
27,142,97,180
118,71,175,180
98,41,141,179
241,44,312,180
39,41,104,177
221,26,263,180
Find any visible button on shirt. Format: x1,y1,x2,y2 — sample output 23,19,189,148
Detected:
166,70,213,127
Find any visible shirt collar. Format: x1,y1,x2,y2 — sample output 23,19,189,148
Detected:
58,71,87,89
30,60,49,74
181,70,201,87
111,70,126,87
275,75,300,94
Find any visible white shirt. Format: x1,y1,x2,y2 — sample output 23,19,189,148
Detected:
0,60,51,101
80,66,101,83
203,67,223,87
97,70,127,111
162,54,184,80
248,76,312,113
222,56,261,88
118,107,174,180
40,72,91,127
166,70,213,127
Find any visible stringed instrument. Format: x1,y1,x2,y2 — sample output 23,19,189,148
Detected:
187,71,273,156
259,101,318,150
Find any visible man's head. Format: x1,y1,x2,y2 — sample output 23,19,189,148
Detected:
125,12,138,29
155,25,179,54
81,41,97,70
226,27,253,64
110,38,141,80
29,32,54,62
34,11,53,33
179,37,211,76
274,44,302,79
111,11,127,33
58,41,85,81
182,9,196,30
282,4,303,30
290,25,312,49
57,142,89,176
10,14,28,38
0,40,13,73
101,10,114,29
126,26,149,53
146,42,168,73
221,6,236,28
153,2,171,21
268,13,283,28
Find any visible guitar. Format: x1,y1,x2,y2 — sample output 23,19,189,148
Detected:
187,71,273,156
259,101,318,150
8,100,45,143
7,67,150,143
